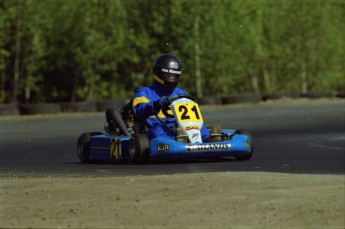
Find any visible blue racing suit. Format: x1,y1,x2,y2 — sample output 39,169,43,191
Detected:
132,82,210,141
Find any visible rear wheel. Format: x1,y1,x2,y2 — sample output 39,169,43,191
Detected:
129,134,150,164
235,129,254,161
77,132,102,163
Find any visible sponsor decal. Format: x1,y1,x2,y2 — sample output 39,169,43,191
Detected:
161,68,181,75
192,133,199,140
185,125,200,131
168,69,181,74
157,144,169,152
244,140,249,148
186,143,231,152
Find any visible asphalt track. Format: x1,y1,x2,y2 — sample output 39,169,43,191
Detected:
0,100,344,176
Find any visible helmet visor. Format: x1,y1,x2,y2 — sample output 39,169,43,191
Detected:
161,73,181,83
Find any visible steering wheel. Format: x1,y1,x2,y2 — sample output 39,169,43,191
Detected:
162,94,197,118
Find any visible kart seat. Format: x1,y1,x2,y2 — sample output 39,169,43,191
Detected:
120,99,147,134
104,99,146,136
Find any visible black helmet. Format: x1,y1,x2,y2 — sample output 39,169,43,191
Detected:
153,53,182,90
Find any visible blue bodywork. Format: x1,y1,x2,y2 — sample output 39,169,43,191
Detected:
88,129,252,162
88,135,131,161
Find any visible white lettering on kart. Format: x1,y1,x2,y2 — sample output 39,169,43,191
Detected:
186,143,231,152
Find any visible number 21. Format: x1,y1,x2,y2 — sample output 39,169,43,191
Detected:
179,105,200,120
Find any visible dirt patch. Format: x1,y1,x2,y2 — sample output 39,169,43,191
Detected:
1,172,344,228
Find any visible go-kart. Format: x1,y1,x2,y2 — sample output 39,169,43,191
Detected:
77,94,253,163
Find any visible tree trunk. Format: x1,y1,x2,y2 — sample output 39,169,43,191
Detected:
301,61,307,94
0,56,6,102
194,15,202,98
248,68,260,93
12,14,22,103
71,74,78,102
263,64,271,92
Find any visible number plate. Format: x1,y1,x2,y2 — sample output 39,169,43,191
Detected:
172,102,203,124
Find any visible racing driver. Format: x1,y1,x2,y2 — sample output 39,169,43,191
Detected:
132,53,211,141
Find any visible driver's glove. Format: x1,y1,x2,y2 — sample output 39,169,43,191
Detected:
153,96,171,114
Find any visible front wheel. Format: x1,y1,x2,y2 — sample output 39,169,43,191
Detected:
77,132,102,163
235,129,254,161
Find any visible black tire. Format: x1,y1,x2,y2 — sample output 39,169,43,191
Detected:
77,132,102,163
131,134,150,164
300,91,332,99
96,99,126,112
235,129,254,161
197,96,223,105
222,93,262,104
61,102,97,113
19,103,60,115
262,93,299,101
0,104,20,116
336,93,345,98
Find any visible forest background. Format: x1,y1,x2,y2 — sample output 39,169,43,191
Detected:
0,0,344,104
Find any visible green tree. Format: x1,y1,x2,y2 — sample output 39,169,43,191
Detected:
0,0,343,104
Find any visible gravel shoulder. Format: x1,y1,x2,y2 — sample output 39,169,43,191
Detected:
1,172,344,228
